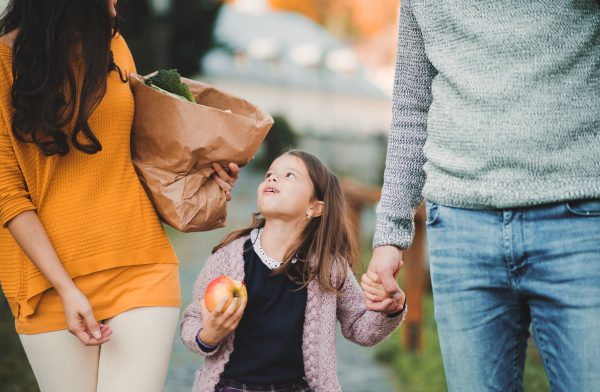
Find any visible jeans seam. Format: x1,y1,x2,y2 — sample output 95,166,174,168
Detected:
515,312,529,392
509,311,522,392
531,321,556,391
502,211,519,295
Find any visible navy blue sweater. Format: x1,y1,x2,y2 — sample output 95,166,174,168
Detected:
221,239,307,382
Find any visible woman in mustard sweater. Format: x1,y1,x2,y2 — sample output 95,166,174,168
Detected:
0,1,238,391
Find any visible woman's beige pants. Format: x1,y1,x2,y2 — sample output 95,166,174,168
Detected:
18,306,180,392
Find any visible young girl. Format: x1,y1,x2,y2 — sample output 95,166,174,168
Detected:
180,150,406,392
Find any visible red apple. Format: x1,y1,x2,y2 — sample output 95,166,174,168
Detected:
204,276,248,312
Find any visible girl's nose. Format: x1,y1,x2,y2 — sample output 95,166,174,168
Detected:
268,176,278,183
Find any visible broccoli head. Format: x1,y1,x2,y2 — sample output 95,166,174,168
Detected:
145,69,196,103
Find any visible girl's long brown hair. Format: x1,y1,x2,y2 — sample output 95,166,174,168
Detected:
213,150,362,295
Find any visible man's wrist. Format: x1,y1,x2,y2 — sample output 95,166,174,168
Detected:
373,245,402,259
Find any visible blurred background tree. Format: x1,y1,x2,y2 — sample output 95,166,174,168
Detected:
252,115,298,171
229,0,400,39
120,0,223,77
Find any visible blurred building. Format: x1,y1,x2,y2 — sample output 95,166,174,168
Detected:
199,0,392,186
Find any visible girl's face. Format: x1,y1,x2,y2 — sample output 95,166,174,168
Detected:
257,154,322,222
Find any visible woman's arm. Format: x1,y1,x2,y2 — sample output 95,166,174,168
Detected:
1,108,108,344
7,211,110,345
336,266,406,347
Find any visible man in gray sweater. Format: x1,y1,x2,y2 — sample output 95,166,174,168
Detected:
366,1,600,391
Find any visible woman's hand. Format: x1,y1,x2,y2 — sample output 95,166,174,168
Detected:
199,296,246,346
212,163,240,201
6,211,111,345
60,287,112,346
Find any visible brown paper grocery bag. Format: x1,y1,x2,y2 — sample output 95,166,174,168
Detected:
129,73,273,232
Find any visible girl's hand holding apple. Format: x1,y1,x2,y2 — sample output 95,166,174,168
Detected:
199,296,247,347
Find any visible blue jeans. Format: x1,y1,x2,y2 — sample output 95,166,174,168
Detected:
426,199,600,392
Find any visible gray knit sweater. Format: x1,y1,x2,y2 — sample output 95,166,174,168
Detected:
374,0,600,250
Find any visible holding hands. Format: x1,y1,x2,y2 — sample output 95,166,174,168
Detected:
364,245,406,315
199,296,247,346
362,270,406,316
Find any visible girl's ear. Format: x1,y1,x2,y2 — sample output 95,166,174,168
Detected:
307,201,325,218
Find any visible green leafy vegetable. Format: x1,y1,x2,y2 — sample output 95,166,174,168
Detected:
144,69,196,103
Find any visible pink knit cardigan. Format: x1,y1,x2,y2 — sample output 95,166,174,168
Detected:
180,236,406,392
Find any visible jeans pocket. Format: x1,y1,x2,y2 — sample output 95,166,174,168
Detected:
566,199,600,216
425,200,440,225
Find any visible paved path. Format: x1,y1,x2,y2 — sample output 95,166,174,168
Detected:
163,171,398,392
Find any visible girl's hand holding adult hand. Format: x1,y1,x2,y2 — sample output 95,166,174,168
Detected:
199,296,246,346
60,288,112,346
362,270,405,316
362,270,393,303
213,163,240,201
365,245,404,313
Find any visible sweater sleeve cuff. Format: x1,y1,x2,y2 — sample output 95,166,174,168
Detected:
196,328,218,352
1,196,36,228
386,298,407,318
372,216,413,250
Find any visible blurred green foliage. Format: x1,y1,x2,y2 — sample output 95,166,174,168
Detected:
0,291,39,392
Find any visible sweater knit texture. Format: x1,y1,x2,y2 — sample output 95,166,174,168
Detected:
0,34,179,318
373,0,600,249
180,236,406,392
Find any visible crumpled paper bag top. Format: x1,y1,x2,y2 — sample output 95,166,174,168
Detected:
130,73,273,232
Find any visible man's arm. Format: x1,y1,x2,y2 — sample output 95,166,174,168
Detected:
368,0,437,312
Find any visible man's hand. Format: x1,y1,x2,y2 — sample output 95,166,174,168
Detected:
212,163,240,201
366,245,404,313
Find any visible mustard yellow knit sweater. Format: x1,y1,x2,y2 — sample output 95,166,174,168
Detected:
0,34,178,318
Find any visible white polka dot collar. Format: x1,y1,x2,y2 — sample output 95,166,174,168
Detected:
250,228,297,270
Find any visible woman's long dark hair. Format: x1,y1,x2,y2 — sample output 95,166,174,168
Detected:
0,0,127,156
213,150,362,295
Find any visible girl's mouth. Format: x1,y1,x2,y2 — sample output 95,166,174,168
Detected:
264,187,279,194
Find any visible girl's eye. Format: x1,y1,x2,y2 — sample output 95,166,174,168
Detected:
286,173,296,178
265,173,272,178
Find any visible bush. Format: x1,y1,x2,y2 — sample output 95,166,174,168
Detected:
0,291,39,392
